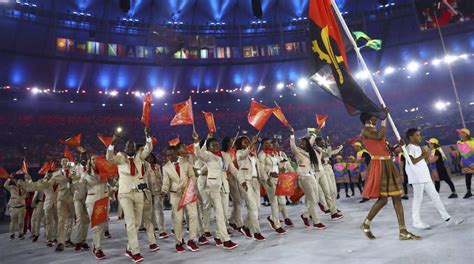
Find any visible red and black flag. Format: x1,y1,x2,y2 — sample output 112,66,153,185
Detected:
308,0,385,119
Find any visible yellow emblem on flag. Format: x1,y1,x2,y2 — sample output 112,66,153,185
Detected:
312,26,344,84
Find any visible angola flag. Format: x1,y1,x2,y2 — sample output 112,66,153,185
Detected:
0,167,9,179
289,186,305,204
168,136,180,146
316,114,328,128
308,0,385,119
64,146,74,162
141,93,152,126
95,156,118,181
272,105,289,127
90,197,109,227
38,162,55,175
247,101,273,131
97,134,113,147
187,144,195,154
275,172,298,196
170,98,194,126
177,179,198,210
60,134,82,147
202,111,217,133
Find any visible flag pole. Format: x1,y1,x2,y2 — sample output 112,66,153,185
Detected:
433,12,466,128
330,0,412,164
190,96,196,132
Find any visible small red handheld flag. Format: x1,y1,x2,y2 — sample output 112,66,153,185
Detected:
168,135,180,146
275,172,298,196
141,93,152,126
272,105,290,127
0,167,9,179
170,98,194,126
316,114,328,129
90,197,109,227
177,179,198,210
60,134,82,147
97,134,113,147
247,101,273,131
95,156,118,181
203,111,217,133
187,144,195,154
289,186,305,204
64,147,74,162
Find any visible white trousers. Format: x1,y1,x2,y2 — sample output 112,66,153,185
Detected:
412,182,451,224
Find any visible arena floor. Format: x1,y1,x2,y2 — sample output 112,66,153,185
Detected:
0,177,472,264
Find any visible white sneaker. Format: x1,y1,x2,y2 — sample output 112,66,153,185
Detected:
413,221,431,229
445,218,464,226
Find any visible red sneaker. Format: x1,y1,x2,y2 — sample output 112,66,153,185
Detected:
227,229,233,236
223,240,238,250
18,234,25,240
300,214,310,227
325,210,331,215
81,243,90,250
32,235,39,242
198,235,209,245
9,234,14,240
132,254,144,263
214,237,223,247
94,249,107,260
253,233,266,241
158,232,169,239
313,223,327,230
104,231,112,239
331,213,344,221
149,244,160,252
284,218,294,227
229,223,239,231
242,226,252,238
187,240,200,252
125,249,133,259
275,227,287,235
176,243,186,253
204,232,212,238
318,202,327,213
267,216,276,230
74,243,82,253
47,240,53,247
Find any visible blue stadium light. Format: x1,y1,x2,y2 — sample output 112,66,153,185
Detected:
384,66,395,75
406,61,420,72
244,85,252,93
297,78,309,89
276,82,284,90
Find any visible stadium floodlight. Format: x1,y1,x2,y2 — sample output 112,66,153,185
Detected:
297,78,309,89
276,82,284,90
434,100,449,111
406,61,420,72
432,58,442,66
257,85,265,91
153,89,165,98
444,55,457,64
244,85,252,93
109,90,118,97
458,54,468,59
384,66,395,75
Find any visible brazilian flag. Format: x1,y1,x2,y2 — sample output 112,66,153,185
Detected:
308,0,385,119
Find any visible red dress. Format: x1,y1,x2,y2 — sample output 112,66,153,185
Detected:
362,138,402,199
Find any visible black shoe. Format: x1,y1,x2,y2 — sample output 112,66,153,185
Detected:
463,192,472,199
448,193,458,199
359,198,369,203
55,243,64,252
401,195,409,200
345,194,350,198
337,194,340,199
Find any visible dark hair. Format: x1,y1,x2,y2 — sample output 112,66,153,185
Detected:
146,153,158,164
315,137,323,145
136,143,145,150
261,137,271,143
221,137,232,152
199,139,205,148
206,138,219,149
167,145,177,152
234,136,249,150
176,142,186,149
405,128,419,140
301,137,320,168
360,112,374,124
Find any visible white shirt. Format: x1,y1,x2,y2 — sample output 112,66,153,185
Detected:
406,144,431,184
269,156,279,173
